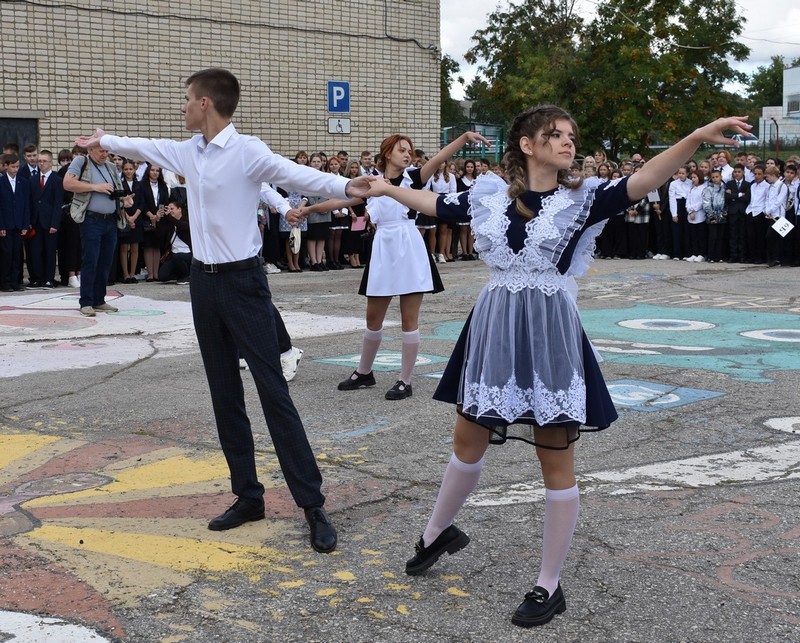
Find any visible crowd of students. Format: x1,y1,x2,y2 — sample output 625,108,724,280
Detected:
2,140,798,293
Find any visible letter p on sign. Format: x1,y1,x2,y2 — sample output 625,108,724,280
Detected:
328,81,350,113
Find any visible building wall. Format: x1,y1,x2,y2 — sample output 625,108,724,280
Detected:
0,0,441,157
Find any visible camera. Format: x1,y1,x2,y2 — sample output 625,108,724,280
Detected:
108,189,127,200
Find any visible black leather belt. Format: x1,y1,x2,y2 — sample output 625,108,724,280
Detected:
192,256,261,273
86,210,117,219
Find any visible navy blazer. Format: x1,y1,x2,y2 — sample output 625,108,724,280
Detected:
17,164,38,181
0,174,32,230
724,179,751,216
33,172,65,230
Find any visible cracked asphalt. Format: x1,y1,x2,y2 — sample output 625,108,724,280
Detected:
1,258,799,642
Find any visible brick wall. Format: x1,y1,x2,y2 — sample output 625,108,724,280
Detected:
1,0,441,157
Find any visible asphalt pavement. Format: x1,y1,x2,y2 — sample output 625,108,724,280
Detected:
0,257,799,642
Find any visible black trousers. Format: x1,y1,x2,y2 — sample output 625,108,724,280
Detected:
727,211,745,261
190,262,324,509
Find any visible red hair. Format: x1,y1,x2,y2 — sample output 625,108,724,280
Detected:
376,135,414,173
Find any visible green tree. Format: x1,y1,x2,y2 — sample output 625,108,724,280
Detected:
464,0,584,126
748,55,799,107
573,0,749,158
441,54,465,128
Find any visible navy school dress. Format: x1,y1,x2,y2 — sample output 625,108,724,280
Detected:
432,173,635,448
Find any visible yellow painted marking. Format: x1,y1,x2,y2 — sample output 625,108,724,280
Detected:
397,605,410,615
248,574,261,583
356,597,374,604
21,525,291,572
33,422,43,427
270,611,284,620
25,454,230,506
201,589,221,598
341,454,363,459
316,588,337,597
440,574,462,581
277,580,305,589
447,587,470,597
382,571,397,579
329,598,343,607
384,583,411,591
261,589,281,597
352,460,367,464
361,549,383,555
358,446,369,451
368,611,387,620
273,566,294,573
411,592,421,600
366,559,386,566
317,453,328,460
333,571,355,581
301,561,318,567
167,625,195,632
162,636,187,643
0,434,61,469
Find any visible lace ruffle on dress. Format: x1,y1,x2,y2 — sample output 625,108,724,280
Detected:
433,173,631,446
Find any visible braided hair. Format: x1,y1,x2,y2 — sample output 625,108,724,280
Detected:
505,105,583,219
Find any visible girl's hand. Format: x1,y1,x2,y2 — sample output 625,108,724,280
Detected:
693,116,752,147
364,176,391,198
462,131,492,148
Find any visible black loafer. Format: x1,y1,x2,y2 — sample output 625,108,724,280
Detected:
511,585,566,628
304,507,337,553
337,370,376,391
208,499,265,531
405,524,469,575
385,380,412,400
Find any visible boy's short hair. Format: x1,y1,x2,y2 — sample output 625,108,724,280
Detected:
57,149,72,163
360,150,372,158
785,163,797,173
186,68,240,119
764,166,780,178
733,163,745,171
23,144,37,154
3,153,20,165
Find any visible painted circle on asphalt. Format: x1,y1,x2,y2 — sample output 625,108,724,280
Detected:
740,329,800,343
617,318,716,331
0,313,94,330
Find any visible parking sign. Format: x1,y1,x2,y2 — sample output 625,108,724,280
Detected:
328,81,350,113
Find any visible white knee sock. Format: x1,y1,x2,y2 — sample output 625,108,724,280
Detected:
422,453,484,547
536,485,580,595
400,329,420,384
357,328,383,374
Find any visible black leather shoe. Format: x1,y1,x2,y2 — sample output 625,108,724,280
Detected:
337,370,376,390
511,585,567,628
385,380,412,400
304,507,337,553
405,524,469,575
208,499,265,531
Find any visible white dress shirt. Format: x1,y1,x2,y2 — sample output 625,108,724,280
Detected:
668,178,691,214
746,180,769,216
765,181,787,219
101,123,349,263
260,183,291,216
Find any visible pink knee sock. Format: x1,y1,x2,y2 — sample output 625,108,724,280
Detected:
400,329,420,384
422,453,484,547
535,485,580,595
357,327,383,374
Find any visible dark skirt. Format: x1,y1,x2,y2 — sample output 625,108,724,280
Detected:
433,309,617,448
358,250,444,296
307,221,331,241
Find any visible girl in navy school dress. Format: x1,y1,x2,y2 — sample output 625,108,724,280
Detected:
363,106,751,628
296,131,489,400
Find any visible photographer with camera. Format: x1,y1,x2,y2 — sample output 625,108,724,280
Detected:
63,144,133,316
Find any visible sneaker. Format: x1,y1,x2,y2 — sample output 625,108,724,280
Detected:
93,303,119,312
511,585,567,628
80,306,96,317
337,370,376,390
385,380,412,400
68,276,80,288
239,358,249,370
281,346,304,382
684,256,695,262
695,255,705,263
436,253,446,264
264,263,281,275
176,279,190,285
405,525,470,575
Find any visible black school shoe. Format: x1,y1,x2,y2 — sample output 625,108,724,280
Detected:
511,585,567,628
337,370,376,390
208,498,265,531
385,380,412,400
405,525,469,575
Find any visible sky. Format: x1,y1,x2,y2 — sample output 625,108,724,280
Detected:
440,0,800,100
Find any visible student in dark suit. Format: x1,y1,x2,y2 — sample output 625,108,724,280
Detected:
0,154,32,291
31,150,65,288
724,163,750,263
